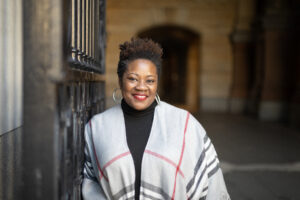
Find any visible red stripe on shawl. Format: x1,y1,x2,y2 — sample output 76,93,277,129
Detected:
145,150,185,178
89,121,108,182
171,112,190,200
102,151,131,170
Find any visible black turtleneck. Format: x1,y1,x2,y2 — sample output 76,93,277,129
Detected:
121,99,157,200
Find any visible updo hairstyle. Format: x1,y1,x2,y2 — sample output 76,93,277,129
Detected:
117,37,163,80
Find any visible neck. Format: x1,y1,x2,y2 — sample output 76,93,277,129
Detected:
121,99,157,117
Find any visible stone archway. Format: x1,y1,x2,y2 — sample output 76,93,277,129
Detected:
138,25,200,112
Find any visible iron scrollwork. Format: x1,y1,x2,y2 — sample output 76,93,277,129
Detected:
58,0,106,199
58,81,105,199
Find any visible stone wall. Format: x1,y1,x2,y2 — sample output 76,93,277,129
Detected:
105,0,237,111
21,0,106,199
0,0,23,199
106,0,300,127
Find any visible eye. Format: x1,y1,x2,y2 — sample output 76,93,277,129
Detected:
146,79,155,84
128,77,137,82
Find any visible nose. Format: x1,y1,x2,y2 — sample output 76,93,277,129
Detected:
135,80,147,90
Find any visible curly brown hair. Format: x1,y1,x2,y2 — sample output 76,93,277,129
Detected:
117,37,163,79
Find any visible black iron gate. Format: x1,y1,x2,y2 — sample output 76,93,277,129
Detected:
23,0,106,199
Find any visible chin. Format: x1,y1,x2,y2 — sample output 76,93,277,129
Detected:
126,97,155,110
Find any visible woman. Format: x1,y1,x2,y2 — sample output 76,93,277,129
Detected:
82,38,230,200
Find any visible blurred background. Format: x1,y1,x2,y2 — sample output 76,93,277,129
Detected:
105,0,300,122
0,0,300,199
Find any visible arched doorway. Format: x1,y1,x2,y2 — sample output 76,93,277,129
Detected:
138,25,200,112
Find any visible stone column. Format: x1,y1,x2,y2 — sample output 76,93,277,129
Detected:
229,31,253,113
23,0,64,199
289,28,300,128
259,31,290,120
289,69,300,128
247,31,264,115
229,0,256,113
258,0,292,121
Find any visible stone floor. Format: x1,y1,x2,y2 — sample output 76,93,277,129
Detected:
194,112,300,200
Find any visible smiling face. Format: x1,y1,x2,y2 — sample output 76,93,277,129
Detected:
120,59,158,110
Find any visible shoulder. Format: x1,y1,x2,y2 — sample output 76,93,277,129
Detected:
159,101,206,134
90,104,122,123
158,101,199,122
158,101,205,130
158,101,187,116
86,104,124,138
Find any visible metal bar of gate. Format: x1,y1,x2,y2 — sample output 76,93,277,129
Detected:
23,0,106,199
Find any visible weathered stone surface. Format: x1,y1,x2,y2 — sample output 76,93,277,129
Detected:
106,0,236,111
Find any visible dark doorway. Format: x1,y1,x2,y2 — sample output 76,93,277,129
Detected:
161,39,188,104
138,25,200,112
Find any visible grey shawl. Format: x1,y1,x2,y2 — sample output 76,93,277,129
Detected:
82,101,230,200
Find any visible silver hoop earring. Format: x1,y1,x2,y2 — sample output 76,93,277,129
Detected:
113,88,122,104
155,93,161,105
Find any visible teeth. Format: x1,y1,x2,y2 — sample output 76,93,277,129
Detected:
134,95,147,100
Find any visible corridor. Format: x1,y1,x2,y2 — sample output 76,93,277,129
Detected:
195,113,300,200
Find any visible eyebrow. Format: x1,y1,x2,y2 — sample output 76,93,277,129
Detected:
127,73,138,76
127,73,156,78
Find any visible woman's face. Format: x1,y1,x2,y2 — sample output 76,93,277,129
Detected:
120,59,158,110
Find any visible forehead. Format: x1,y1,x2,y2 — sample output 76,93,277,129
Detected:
126,59,157,75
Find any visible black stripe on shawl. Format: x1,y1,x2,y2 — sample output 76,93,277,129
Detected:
186,136,212,193
186,150,205,191
200,196,207,200
112,184,135,200
140,192,163,200
203,134,208,143
199,186,208,200
186,135,220,198
207,156,217,168
188,165,208,199
204,138,220,177
202,186,208,193
204,140,212,152
208,163,220,178
141,181,172,200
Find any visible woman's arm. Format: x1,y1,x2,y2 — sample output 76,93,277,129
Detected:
82,122,107,200
205,169,230,200
204,136,230,200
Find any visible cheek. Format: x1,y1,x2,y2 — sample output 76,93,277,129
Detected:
121,82,135,96
151,85,158,94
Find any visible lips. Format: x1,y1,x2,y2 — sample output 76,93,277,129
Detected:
133,94,147,101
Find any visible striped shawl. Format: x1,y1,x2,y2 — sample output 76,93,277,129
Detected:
82,102,230,200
